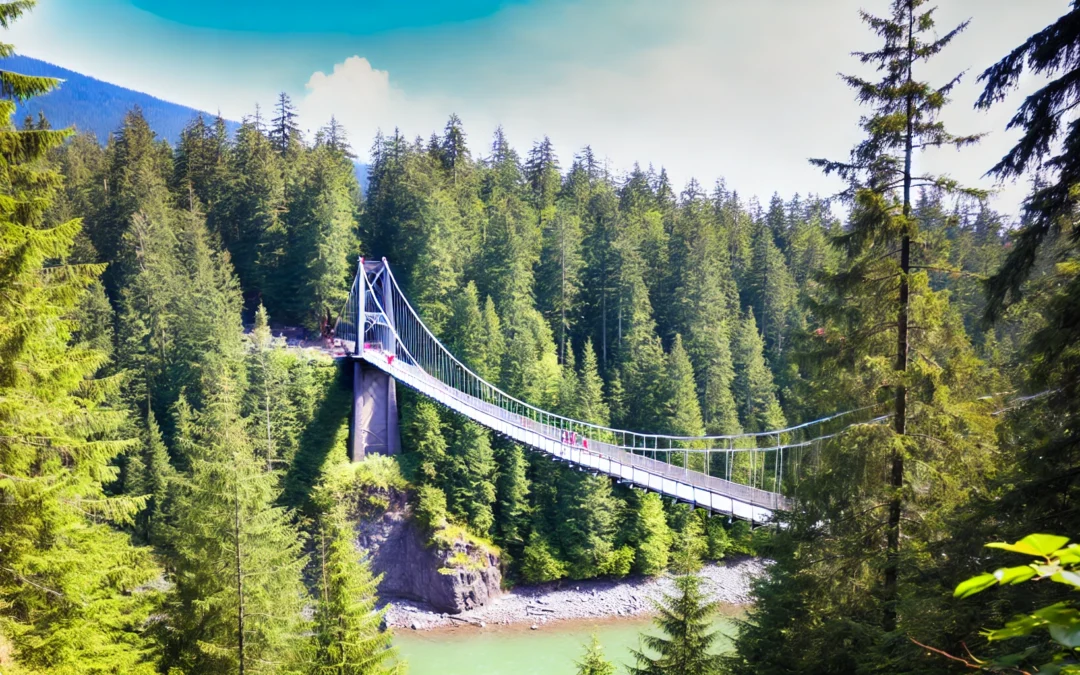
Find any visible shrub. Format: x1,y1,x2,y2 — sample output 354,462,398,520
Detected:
415,484,448,531
521,533,568,583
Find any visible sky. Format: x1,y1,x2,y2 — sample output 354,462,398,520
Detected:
8,0,1070,218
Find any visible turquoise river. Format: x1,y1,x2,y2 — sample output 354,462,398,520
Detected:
394,614,739,675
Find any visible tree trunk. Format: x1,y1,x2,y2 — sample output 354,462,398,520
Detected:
883,2,916,635
234,468,246,675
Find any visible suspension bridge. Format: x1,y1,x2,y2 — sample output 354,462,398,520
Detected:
333,259,886,523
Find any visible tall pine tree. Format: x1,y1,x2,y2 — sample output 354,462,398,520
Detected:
0,6,160,669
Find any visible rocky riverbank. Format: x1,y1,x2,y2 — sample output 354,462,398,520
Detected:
382,557,765,631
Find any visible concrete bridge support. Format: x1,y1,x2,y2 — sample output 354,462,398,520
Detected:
350,359,401,460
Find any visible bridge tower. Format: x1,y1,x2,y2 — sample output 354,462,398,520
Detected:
349,259,401,461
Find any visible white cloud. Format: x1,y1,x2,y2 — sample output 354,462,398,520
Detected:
298,56,453,152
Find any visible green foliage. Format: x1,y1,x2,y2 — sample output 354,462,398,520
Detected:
576,339,610,427
493,442,530,549
663,335,705,438
414,484,449,531
12,3,1064,670
160,374,308,675
311,455,407,518
705,518,730,561
944,534,1080,674
446,421,497,537
731,310,785,432
0,10,161,670
630,572,725,675
520,533,568,584
575,635,616,675
633,493,672,576
556,473,620,579
309,512,399,675
404,401,447,485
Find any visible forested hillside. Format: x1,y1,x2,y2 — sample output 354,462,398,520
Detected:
0,54,241,144
3,0,1080,673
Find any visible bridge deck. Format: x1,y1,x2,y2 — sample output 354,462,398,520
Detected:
356,348,791,523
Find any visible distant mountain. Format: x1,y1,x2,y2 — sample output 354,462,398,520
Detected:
1,54,240,144
1,54,369,192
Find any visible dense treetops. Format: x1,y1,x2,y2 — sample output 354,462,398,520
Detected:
3,0,1078,673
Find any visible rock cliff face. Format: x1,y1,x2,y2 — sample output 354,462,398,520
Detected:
353,489,501,614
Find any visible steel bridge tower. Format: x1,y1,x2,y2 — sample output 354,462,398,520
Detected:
345,259,401,460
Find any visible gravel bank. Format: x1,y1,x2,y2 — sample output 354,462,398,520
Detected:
383,556,765,631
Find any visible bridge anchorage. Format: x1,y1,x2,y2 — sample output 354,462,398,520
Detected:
333,258,881,523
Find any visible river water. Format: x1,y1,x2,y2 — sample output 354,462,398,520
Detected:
394,614,739,675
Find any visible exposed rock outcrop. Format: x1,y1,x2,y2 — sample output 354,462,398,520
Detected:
353,488,501,614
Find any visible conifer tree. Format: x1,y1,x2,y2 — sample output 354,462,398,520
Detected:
114,205,245,425
519,532,567,583
317,115,353,157
446,281,487,372
479,295,506,383
270,92,301,155
555,343,579,417
97,107,174,292
810,0,982,632
575,635,616,675
630,572,724,675
746,217,799,360
405,401,448,485
273,142,358,329
446,283,504,383
731,310,785,433
633,493,672,575
500,304,561,408
309,512,399,675
493,442,530,548
577,339,610,427
439,114,470,187
410,190,462,334
618,273,667,432
446,422,497,536
537,205,584,362
129,409,176,544
217,117,285,296
173,114,228,215
580,179,620,369
556,470,619,579
161,372,308,675
698,319,741,436
479,127,539,312
0,8,161,668
663,335,705,438
975,0,1080,528
606,370,627,429
246,304,302,472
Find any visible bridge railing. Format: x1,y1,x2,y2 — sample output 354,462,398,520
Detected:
336,259,891,501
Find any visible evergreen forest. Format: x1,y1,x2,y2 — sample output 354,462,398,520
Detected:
3,0,1080,673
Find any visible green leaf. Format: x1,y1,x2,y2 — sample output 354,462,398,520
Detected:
1056,545,1080,565
1032,604,1080,624
985,613,1047,641
955,573,998,598
993,565,1038,585
1049,623,1080,649
986,534,1071,557
990,647,1039,668
1051,570,1080,589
